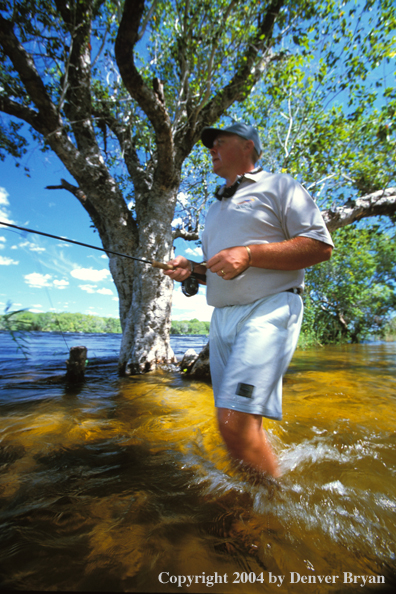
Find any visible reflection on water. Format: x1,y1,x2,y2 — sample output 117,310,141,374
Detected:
0,334,395,592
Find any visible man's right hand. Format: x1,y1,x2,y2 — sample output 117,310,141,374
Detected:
163,255,192,282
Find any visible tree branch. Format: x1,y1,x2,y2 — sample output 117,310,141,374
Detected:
54,0,98,152
46,178,88,203
176,0,286,161
45,178,105,235
0,96,39,127
115,0,176,188
94,107,151,194
322,188,396,232
0,14,60,133
202,0,284,116
196,0,238,111
137,0,159,41
172,228,200,241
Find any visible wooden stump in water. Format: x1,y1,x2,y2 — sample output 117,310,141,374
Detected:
65,346,87,382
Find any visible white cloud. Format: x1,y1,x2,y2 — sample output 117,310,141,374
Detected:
24,274,70,290
112,297,119,302
177,192,189,207
78,284,113,295
185,246,203,258
53,279,69,289
0,210,13,225
0,188,14,224
24,272,52,287
100,254,108,259
79,284,97,293
19,240,46,252
71,267,110,282
0,188,9,206
171,286,213,321
0,236,5,242
31,304,43,308
171,217,183,228
0,255,19,265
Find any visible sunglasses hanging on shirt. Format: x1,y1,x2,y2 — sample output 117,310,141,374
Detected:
214,167,263,200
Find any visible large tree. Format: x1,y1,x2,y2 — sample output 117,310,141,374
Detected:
0,0,395,373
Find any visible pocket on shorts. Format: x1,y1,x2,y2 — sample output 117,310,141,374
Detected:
237,298,290,368
286,292,304,331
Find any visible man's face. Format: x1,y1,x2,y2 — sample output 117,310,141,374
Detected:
209,133,246,180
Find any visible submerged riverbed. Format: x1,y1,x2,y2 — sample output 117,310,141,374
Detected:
0,333,395,592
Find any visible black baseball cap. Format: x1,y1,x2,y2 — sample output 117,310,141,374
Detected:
201,123,262,157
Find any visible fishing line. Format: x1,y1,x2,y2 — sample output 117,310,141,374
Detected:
18,230,71,352
0,220,206,296
38,260,70,353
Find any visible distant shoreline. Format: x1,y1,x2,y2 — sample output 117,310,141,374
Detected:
0,311,210,336
1,311,394,343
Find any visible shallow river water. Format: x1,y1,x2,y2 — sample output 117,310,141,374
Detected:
0,333,395,592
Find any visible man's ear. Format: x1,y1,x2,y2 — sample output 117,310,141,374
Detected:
244,139,255,159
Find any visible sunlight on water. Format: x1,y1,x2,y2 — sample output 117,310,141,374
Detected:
0,338,395,592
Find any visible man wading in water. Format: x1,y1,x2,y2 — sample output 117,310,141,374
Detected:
165,123,333,478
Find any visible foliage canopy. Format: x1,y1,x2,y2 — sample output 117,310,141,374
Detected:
302,224,396,344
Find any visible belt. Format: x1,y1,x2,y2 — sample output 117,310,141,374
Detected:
286,288,303,295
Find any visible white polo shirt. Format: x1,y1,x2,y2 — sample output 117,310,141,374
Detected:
202,170,334,308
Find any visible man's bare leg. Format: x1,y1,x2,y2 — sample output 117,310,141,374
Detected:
217,407,280,478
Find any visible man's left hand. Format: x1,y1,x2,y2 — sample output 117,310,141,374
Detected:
206,246,250,280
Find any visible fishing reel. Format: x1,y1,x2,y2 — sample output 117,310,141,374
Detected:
181,275,199,297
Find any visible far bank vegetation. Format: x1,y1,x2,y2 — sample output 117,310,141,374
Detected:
0,311,209,336
1,309,395,344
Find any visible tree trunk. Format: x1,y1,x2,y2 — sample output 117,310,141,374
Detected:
51,170,179,375
117,186,178,374
118,267,176,374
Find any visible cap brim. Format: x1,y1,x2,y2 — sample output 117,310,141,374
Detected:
201,127,222,149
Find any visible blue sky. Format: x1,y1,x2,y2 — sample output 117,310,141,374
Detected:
0,148,213,323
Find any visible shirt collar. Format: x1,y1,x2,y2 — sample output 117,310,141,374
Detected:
243,166,264,182
214,167,263,200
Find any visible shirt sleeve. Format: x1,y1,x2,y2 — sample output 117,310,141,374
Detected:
281,175,334,247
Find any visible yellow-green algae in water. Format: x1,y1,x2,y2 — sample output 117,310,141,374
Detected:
0,343,395,592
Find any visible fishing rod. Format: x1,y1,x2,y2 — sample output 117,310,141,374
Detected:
0,220,205,295
0,220,174,270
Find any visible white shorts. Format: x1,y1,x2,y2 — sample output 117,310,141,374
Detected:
209,292,303,420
